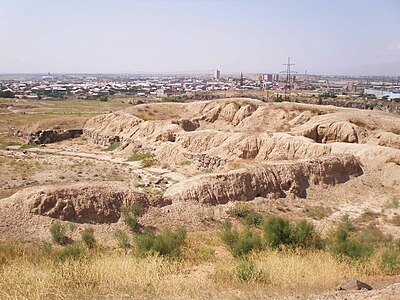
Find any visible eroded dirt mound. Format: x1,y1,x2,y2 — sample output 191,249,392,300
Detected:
7,182,169,223
164,155,363,204
82,99,400,173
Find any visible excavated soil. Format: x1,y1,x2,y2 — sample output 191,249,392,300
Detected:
0,98,399,241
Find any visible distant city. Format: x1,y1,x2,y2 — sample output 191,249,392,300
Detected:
0,71,399,101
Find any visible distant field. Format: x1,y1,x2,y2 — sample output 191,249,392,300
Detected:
0,98,131,135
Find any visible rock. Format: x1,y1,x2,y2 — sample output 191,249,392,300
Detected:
336,279,373,291
155,178,168,185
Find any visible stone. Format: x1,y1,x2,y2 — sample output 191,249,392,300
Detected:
336,279,373,291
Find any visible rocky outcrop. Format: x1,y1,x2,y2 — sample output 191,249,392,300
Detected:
164,154,363,204
184,153,228,169
367,132,400,149
20,182,170,223
294,121,361,144
8,127,82,144
83,111,143,145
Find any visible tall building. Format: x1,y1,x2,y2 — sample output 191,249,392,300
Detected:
214,70,221,80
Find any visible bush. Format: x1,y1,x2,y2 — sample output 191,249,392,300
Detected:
291,220,322,249
263,216,322,249
114,230,131,253
81,227,96,249
121,203,144,232
244,212,263,227
53,243,86,263
105,141,121,151
379,249,400,275
235,258,265,282
330,237,374,261
221,221,262,257
141,157,157,168
127,150,155,162
50,221,69,245
135,227,187,258
227,202,253,219
328,217,374,261
263,216,292,249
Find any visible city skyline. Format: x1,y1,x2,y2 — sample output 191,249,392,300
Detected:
1,0,400,75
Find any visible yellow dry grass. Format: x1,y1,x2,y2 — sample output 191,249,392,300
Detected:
0,236,390,300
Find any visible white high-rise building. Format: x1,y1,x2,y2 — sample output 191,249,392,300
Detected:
214,70,221,80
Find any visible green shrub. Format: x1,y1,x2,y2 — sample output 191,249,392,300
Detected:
328,218,374,262
141,157,157,168
263,216,322,249
121,203,144,232
127,149,155,162
53,243,86,263
81,227,96,249
244,211,263,227
263,216,292,249
227,202,253,219
0,240,25,264
221,221,262,257
291,220,322,249
379,249,400,275
19,142,38,150
105,141,121,151
50,221,69,245
114,230,131,253
331,237,374,261
135,227,187,258
235,258,265,282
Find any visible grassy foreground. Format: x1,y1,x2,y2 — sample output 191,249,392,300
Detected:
0,232,396,300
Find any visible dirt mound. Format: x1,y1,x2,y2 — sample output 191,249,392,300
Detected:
6,182,169,224
164,155,363,204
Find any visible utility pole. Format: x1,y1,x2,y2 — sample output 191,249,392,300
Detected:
280,57,297,100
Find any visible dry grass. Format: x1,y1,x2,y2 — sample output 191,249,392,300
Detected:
0,98,131,133
0,233,394,300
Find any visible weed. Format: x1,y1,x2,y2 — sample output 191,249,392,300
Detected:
135,227,187,258
227,202,253,219
244,211,263,227
105,141,121,151
221,221,262,257
305,206,331,220
50,221,70,245
291,220,323,249
180,160,192,166
121,203,145,233
263,216,292,249
19,142,38,150
114,230,131,253
53,243,87,263
127,149,155,162
81,227,96,249
141,157,157,168
235,258,265,282
0,141,21,149
379,249,400,275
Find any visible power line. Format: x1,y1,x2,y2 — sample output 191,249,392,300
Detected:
280,57,297,99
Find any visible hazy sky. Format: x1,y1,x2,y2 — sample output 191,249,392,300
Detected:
1,0,400,75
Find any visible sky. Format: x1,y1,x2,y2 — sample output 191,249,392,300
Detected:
0,0,399,75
